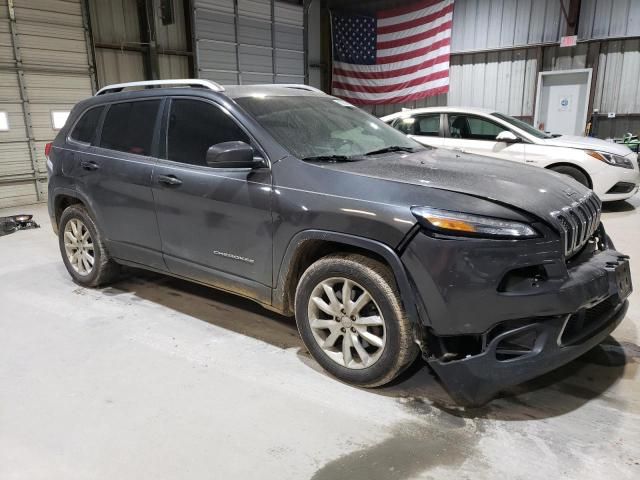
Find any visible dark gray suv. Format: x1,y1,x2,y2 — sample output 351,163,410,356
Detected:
47,79,632,405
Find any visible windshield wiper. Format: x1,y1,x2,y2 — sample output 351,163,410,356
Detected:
302,155,356,162
363,146,417,156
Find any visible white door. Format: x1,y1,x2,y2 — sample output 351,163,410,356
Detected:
534,70,591,136
442,114,526,162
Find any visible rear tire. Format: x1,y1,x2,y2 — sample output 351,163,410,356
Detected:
550,165,590,188
295,253,418,387
58,205,119,287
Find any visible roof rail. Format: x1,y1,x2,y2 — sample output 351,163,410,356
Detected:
277,84,325,94
96,79,225,96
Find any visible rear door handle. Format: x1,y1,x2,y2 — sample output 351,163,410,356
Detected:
158,174,183,186
80,160,100,171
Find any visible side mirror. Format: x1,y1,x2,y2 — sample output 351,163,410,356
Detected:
496,131,521,143
205,141,264,169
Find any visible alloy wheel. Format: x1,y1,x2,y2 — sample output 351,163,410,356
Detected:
307,277,386,369
63,218,95,276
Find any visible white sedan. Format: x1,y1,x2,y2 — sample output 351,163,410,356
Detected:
382,107,640,202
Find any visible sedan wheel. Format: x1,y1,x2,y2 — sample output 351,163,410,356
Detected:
307,277,386,369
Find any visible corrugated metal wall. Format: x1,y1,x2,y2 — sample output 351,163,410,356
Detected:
362,0,640,139
194,0,305,85
451,0,567,52
89,0,191,87
0,0,94,208
542,39,640,114
578,0,640,39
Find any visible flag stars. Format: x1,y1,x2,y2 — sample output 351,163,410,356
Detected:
331,12,376,65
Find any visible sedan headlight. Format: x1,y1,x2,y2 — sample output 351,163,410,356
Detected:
586,150,634,169
411,207,539,239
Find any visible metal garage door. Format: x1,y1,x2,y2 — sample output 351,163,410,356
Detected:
194,0,305,85
0,0,95,208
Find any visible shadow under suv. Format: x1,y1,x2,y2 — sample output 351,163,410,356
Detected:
47,79,632,405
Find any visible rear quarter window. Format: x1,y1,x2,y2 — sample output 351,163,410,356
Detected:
69,106,104,144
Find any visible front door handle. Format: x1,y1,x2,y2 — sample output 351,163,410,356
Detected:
158,174,183,186
80,160,100,171
453,147,465,153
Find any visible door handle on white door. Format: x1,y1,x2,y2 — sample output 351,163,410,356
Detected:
453,147,465,153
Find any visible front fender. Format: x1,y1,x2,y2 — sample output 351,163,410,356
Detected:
272,229,426,341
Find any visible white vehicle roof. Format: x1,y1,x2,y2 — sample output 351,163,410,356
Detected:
381,106,634,156
381,106,495,122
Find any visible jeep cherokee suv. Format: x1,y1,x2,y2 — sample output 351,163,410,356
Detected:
47,79,632,405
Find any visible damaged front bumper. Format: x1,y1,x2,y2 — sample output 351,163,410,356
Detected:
402,227,632,406
428,297,628,406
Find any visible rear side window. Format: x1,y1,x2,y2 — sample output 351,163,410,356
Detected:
100,100,160,155
449,114,504,140
167,99,250,166
70,106,104,144
415,114,440,136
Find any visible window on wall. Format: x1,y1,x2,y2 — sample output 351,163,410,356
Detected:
51,111,71,130
0,111,8,131
167,99,250,166
70,106,104,144
100,100,161,155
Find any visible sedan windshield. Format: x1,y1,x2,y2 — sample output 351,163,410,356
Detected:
492,112,553,139
235,95,424,160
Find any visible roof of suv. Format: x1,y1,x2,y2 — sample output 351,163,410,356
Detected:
94,79,327,100
223,84,325,99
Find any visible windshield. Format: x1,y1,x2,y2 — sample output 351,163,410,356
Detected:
235,95,424,159
492,112,553,139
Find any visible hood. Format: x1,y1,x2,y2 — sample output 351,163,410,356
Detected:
540,135,633,156
318,148,593,224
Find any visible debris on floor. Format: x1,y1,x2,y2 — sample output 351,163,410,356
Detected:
0,215,40,237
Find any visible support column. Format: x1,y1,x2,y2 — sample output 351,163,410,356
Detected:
7,0,42,201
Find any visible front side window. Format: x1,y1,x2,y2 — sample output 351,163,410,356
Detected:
235,95,422,159
392,117,416,134
448,114,505,141
415,114,440,136
493,112,552,139
100,100,160,155
70,106,104,144
167,99,250,166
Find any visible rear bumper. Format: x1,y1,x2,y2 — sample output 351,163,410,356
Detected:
428,298,627,406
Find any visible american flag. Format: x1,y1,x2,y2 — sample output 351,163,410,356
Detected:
331,0,453,105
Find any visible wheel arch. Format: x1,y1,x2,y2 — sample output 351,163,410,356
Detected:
273,230,425,337
545,162,593,189
51,188,99,234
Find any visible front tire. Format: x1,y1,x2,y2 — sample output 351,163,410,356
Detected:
58,205,119,287
550,165,590,188
295,253,418,387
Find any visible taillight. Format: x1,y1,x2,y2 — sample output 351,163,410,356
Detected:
45,142,53,158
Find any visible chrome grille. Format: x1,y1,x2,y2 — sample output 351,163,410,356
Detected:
551,192,601,258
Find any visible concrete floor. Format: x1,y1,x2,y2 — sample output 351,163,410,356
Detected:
1,198,639,480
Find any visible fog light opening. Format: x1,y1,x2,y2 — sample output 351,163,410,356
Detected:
495,330,537,361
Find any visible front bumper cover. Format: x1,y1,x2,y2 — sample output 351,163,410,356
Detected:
402,228,632,405
428,298,627,406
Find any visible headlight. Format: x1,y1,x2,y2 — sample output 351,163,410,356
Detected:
411,207,539,239
586,150,634,169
